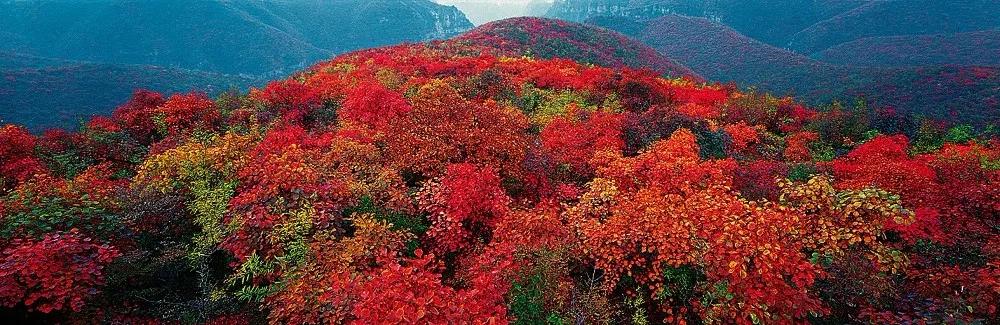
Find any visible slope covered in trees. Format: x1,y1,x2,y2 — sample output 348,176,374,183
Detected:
0,0,473,131
0,0,472,76
787,0,1000,54
814,30,1000,67
546,0,871,47
594,14,1000,125
548,0,998,55
3,15,702,131
1,17,998,324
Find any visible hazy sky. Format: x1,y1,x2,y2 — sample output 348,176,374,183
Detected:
435,0,554,25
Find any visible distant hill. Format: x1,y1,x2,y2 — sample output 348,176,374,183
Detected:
788,0,1000,54
455,17,700,80
546,0,869,47
0,0,473,77
594,14,1000,125
0,0,473,131
0,62,255,131
814,30,1000,67
546,0,689,23
549,0,1000,55
0,51,73,70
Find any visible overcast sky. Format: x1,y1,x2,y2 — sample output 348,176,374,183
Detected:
435,0,554,25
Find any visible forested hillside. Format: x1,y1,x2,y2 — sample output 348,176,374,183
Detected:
0,0,474,131
594,14,1000,126
0,0,472,75
814,30,1000,67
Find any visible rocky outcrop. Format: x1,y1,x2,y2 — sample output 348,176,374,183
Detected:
411,1,475,38
546,0,688,22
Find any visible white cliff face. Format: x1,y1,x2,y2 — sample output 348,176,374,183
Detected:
546,0,709,22
404,0,475,39
427,4,476,39
433,0,555,25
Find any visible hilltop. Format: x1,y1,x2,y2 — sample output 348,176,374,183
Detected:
455,17,699,80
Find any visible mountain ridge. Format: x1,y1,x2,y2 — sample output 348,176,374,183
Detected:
0,0,474,76
593,14,1000,125
0,0,476,130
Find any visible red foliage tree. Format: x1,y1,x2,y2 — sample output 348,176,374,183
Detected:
111,89,166,143
385,80,529,176
419,163,510,254
540,110,624,174
784,131,819,162
352,250,510,324
732,160,787,200
722,122,760,156
572,129,824,322
251,79,323,124
155,92,220,136
340,80,412,132
669,84,729,107
676,103,721,120
832,135,942,241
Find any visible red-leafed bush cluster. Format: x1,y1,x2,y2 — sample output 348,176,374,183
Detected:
419,163,510,254
111,89,166,143
341,80,412,132
0,229,119,313
0,126,45,188
541,110,625,174
353,249,511,324
156,92,220,136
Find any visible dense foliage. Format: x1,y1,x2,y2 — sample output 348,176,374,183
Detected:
2,18,999,324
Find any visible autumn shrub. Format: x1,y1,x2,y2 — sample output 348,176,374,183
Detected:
0,229,119,313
